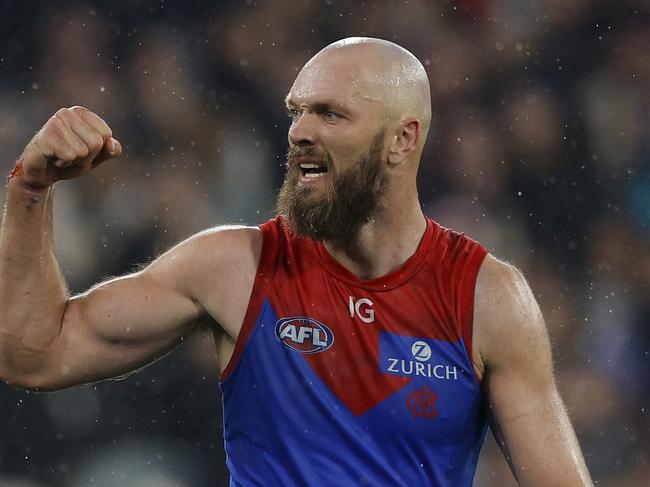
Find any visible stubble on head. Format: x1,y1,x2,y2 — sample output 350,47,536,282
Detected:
275,130,387,246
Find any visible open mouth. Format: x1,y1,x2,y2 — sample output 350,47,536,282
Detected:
300,162,329,179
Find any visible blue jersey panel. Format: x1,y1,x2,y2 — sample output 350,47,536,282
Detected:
221,300,487,486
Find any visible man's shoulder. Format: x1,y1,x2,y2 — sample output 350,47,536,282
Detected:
474,254,546,367
184,225,262,253
475,254,535,323
170,224,264,276
158,224,263,307
476,254,526,292
190,224,263,249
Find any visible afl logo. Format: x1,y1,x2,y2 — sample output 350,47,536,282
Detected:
275,317,335,354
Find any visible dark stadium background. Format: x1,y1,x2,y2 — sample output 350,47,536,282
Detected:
0,1,648,485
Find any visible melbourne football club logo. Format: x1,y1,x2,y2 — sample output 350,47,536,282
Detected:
405,386,438,419
275,317,335,354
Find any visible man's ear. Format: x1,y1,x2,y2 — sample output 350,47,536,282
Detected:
388,118,420,166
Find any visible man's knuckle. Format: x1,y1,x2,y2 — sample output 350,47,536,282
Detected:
41,125,62,146
59,109,74,121
89,134,104,151
61,148,76,161
48,116,65,130
78,144,90,158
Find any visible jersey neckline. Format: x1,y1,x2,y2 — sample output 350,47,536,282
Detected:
312,217,437,291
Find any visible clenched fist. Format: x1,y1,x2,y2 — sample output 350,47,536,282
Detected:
14,106,122,189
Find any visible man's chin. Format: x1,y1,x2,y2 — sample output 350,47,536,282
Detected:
295,183,330,204
282,207,332,242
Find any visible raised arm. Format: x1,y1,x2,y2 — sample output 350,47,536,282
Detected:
474,255,593,486
0,107,259,391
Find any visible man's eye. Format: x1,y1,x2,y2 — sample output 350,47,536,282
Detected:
323,111,342,122
287,108,301,120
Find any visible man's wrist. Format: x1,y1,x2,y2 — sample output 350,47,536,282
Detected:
7,159,52,194
7,158,24,183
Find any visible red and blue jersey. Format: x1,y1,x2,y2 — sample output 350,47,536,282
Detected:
220,216,488,486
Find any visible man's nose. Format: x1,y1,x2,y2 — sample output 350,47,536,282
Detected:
288,113,317,147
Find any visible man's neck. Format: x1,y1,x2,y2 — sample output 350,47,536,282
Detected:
323,204,427,281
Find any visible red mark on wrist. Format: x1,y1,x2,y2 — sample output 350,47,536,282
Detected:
7,159,24,183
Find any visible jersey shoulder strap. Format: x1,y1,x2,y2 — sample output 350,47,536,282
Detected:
427,219,487,364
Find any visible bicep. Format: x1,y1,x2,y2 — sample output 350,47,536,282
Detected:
39,243,205,390
477,257,592,486
32,225,260,391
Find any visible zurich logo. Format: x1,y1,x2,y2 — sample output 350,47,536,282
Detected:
411,341,432,362
275,317,335,354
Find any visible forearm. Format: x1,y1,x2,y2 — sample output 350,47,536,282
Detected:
0,177,68,383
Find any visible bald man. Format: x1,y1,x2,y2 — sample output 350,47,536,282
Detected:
0,38,592,486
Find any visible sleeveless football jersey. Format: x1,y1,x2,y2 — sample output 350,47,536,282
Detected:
220,216,488,486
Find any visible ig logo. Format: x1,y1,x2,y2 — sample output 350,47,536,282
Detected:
411,341,432,362
348,296,375,323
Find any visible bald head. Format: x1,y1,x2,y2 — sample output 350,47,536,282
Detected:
296,38,432,144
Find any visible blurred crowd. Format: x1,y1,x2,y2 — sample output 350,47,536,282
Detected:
0,0,648,485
